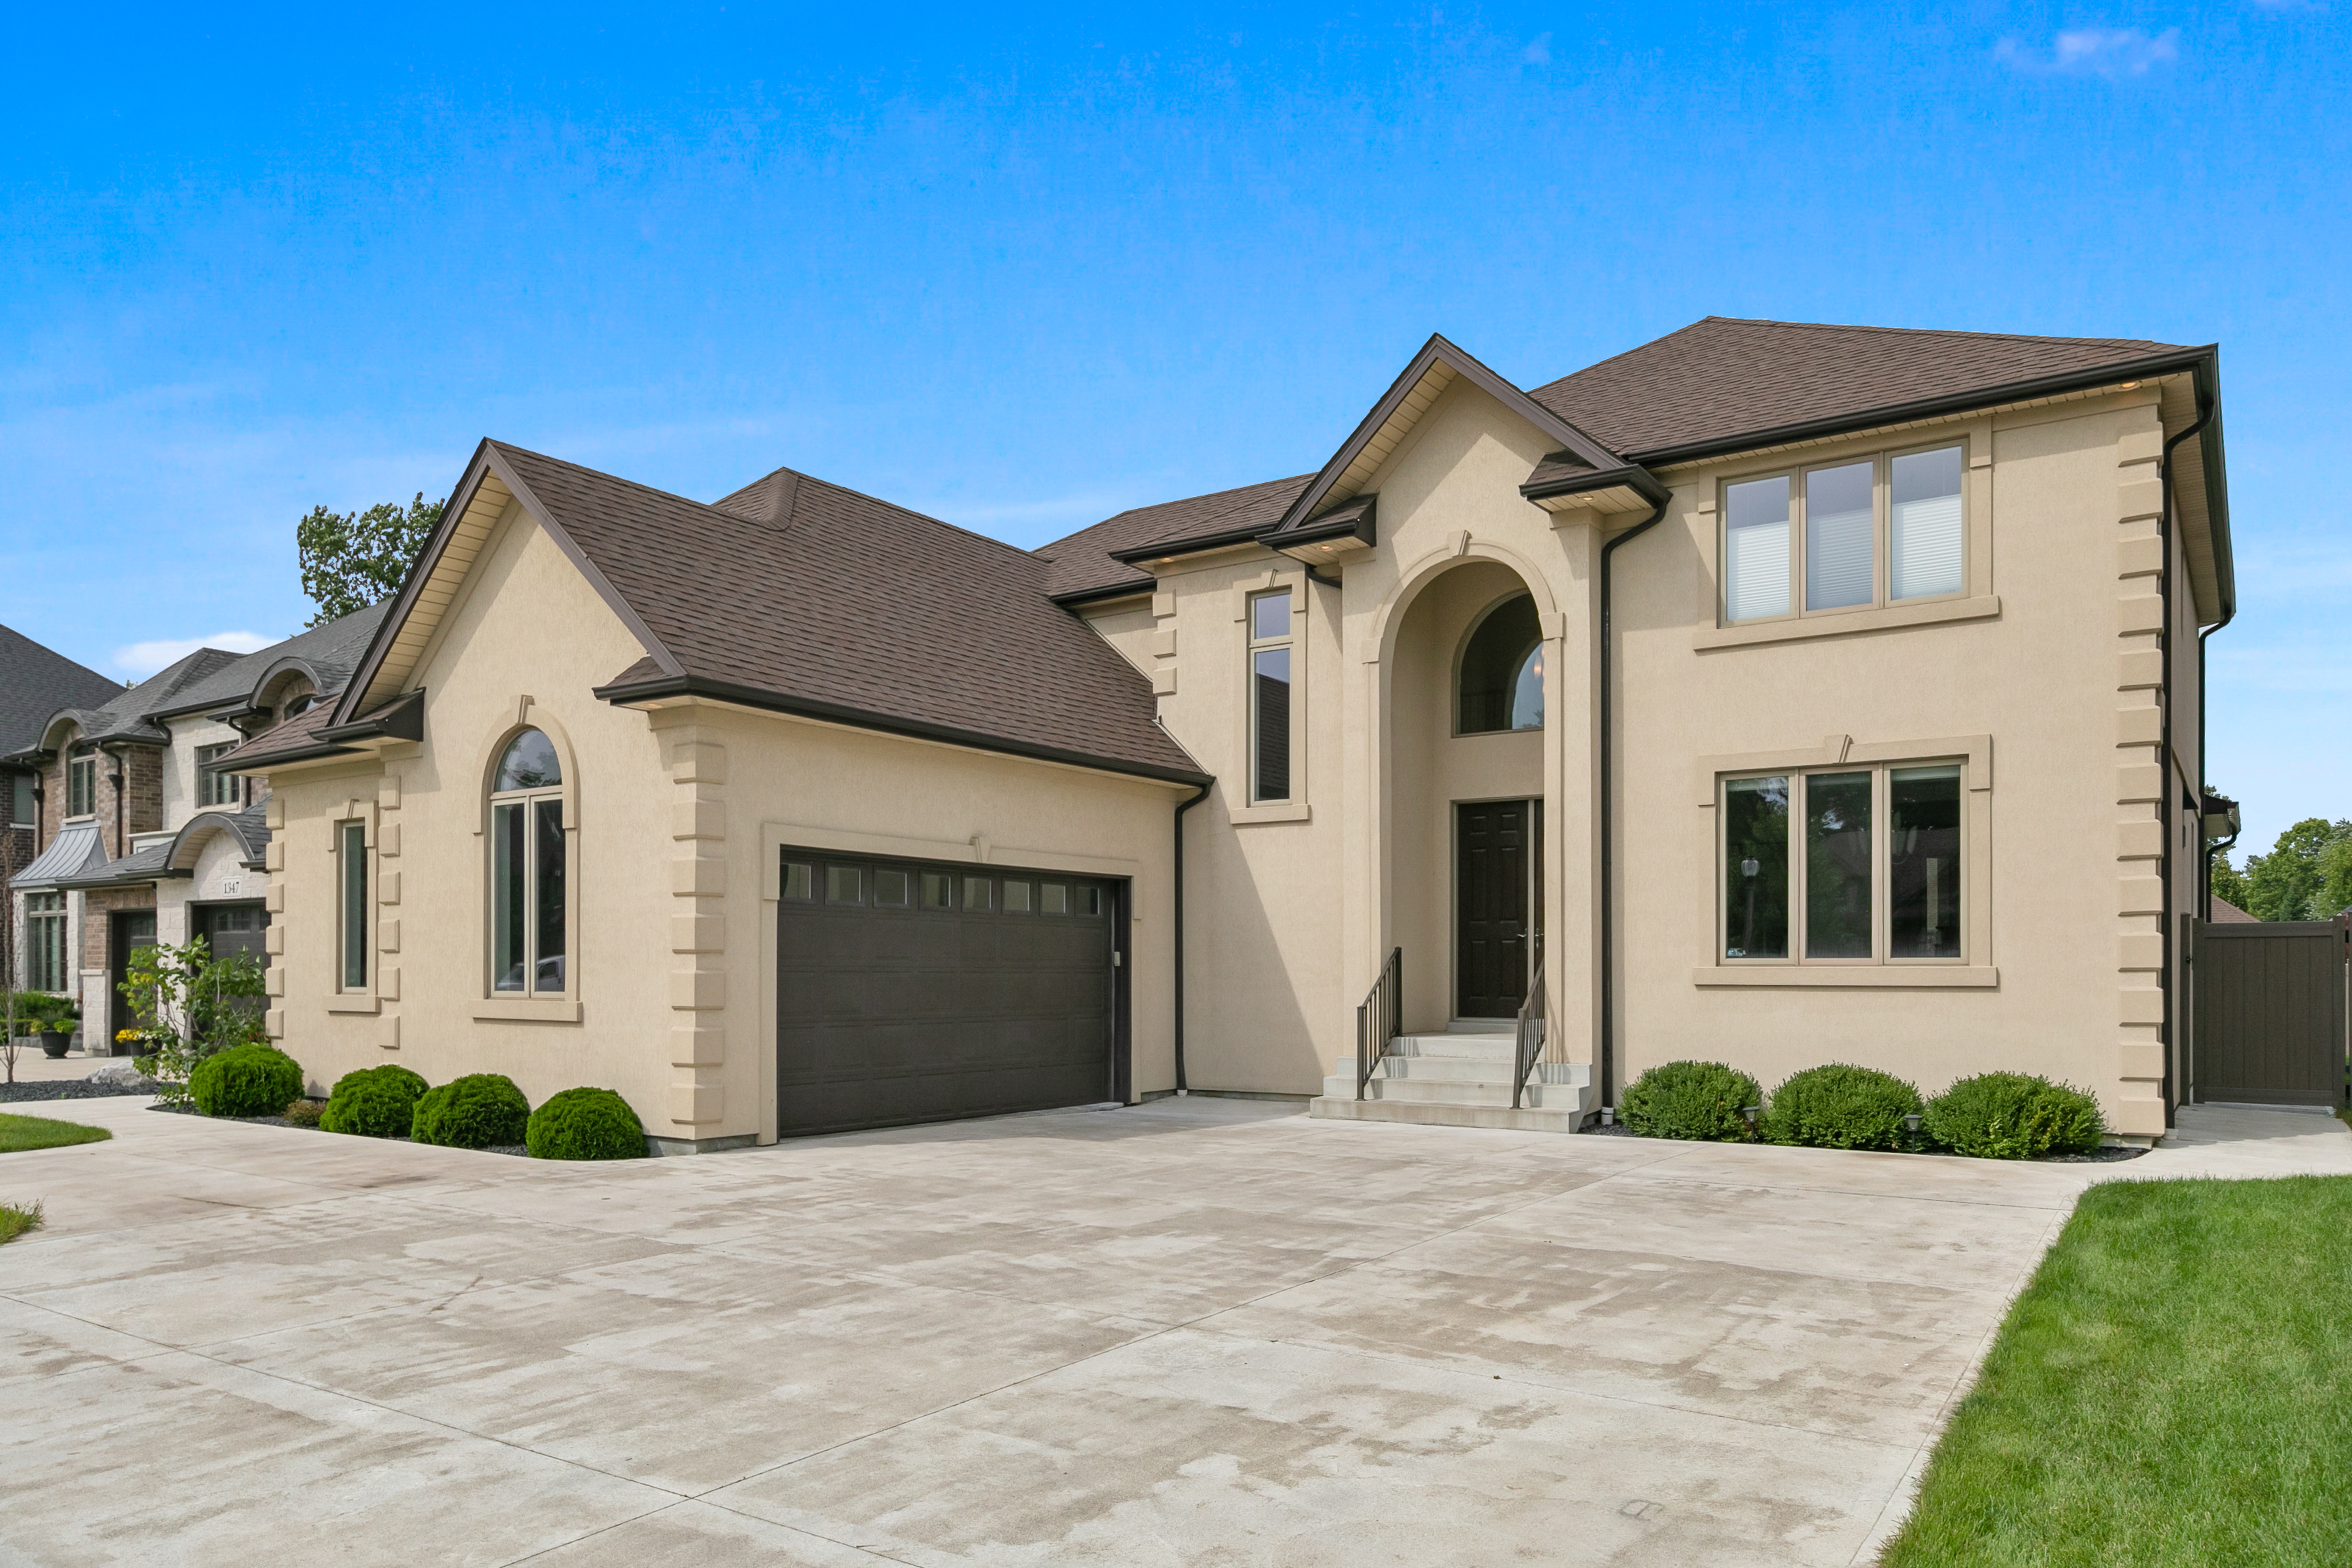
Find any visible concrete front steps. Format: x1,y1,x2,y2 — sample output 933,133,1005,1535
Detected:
1308,1028,1595,1133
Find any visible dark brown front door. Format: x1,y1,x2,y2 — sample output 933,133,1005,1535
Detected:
1457,801,1533,1019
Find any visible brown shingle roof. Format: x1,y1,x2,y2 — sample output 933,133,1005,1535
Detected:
1036,473,1314,601
1525,316,2194,462
486,444,1203,782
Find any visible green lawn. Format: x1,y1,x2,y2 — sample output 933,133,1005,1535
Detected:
0,1112,112,1153
1883,1177,2352,1567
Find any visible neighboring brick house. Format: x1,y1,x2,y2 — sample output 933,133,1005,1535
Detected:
1,624,125,1021
4,606,388,1049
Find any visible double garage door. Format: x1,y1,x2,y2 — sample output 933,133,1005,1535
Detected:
776,848,1126,1137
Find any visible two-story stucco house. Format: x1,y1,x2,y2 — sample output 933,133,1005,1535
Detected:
6,607,388,1047
223,318,2230,1151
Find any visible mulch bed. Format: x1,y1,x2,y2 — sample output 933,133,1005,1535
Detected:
0,1080,160,1103
144,1101,529,1156
1581,1119,2148,1161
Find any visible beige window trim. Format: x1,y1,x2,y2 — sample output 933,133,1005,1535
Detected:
472,997,584,1023
1231,566,1308,823
1692,965,1998,988
1695,594,2001,651
1693,733,1992,986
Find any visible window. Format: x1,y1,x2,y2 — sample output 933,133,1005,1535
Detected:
66,752,96,818
827,865,862,904
489,729,566,995
24,892,66,992
1079,886,1102,917
7,772,31,829
1248,590,1293,802
963,875,993,911
782,859,815,901
875,869,910,907
1458,593,1544,735
196,743,242,807
1040,883,1070,916
920,872,953,910
1720,443,1966,624
1720,764,1963,964
338,820,369,990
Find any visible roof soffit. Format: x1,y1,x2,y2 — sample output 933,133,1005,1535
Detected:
339,442,682,722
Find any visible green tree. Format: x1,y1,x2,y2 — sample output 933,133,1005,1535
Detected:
120,938,268,1105
2240,818,2352,922
2208,851,2251,914
296,492,444,626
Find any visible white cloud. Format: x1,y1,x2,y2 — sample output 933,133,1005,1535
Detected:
1522,33,1553,65
1995,27,2181,77
112,631,277,680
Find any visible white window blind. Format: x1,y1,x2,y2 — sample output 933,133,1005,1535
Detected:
1723,475,1791,622
1805,461,1875,610
1891,446,1965,601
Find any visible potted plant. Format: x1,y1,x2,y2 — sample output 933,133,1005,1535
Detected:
34,997,78,1058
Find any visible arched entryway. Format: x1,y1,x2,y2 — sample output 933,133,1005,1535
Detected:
1382,556,1550,1032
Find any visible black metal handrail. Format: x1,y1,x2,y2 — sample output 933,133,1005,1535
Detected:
1355,946,1402,1099
1511,941,1548,1110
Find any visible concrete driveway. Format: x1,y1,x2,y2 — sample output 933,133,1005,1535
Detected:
4,1094,2348,1568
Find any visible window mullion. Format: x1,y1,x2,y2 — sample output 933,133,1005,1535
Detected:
1789,772,1807,964
1873,766,1891,963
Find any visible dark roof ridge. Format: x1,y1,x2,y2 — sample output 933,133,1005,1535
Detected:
1058,472,1322,551
1689,314,2188,349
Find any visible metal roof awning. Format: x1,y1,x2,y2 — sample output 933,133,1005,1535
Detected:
14,820,108,890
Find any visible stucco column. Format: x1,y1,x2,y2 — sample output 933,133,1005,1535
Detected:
1544,510,1605,1074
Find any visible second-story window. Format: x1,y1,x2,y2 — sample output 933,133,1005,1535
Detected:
7,772,31,829
65,751,97,818
197,743,242,807
1722,442,1967,624
1248,591,1293,802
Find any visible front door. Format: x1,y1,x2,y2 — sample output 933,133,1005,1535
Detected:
108,909,155,1054
1457,800,1534,1019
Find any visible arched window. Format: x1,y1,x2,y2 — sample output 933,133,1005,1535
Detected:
1457,594,1544,735
489,729,566,994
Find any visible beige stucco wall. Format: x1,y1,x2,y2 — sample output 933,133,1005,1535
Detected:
264,503,1182,1144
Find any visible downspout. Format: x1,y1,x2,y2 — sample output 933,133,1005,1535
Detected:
1171,780,1212,1095
2157,391,2214,1126
1597,494,1671,1116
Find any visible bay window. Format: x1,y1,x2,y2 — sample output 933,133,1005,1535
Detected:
1721,763,1963,964
1720,442,1967,624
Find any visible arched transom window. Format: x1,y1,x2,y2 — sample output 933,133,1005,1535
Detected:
490,729,566,995
1457,593,1544,735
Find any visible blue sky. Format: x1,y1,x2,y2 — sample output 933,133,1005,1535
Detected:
1,2,2344,853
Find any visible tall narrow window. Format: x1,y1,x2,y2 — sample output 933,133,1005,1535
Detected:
1723,476,1792,622
1458,594,1544,735
1720,763,1965,965
339,820,368,990
66,752,97,818
489,729,567,995
1249,591,1293,802
25,892,66,991
1890,766,1962,957
7,772,31,829
1722,777,1790,960
1890,446,1966,602
1804,462,1875,610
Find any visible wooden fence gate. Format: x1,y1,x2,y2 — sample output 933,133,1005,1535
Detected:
2189,916,2350,1110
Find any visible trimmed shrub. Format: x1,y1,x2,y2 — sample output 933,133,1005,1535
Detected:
1924,1072,2105,1159
188,1044,305,1119
1763,1063,1925,1152
526,1087,646,1161
320,1065,430,1139
412,1074,531,1150
1620,1060,1763,1142
281,1099,326,1128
